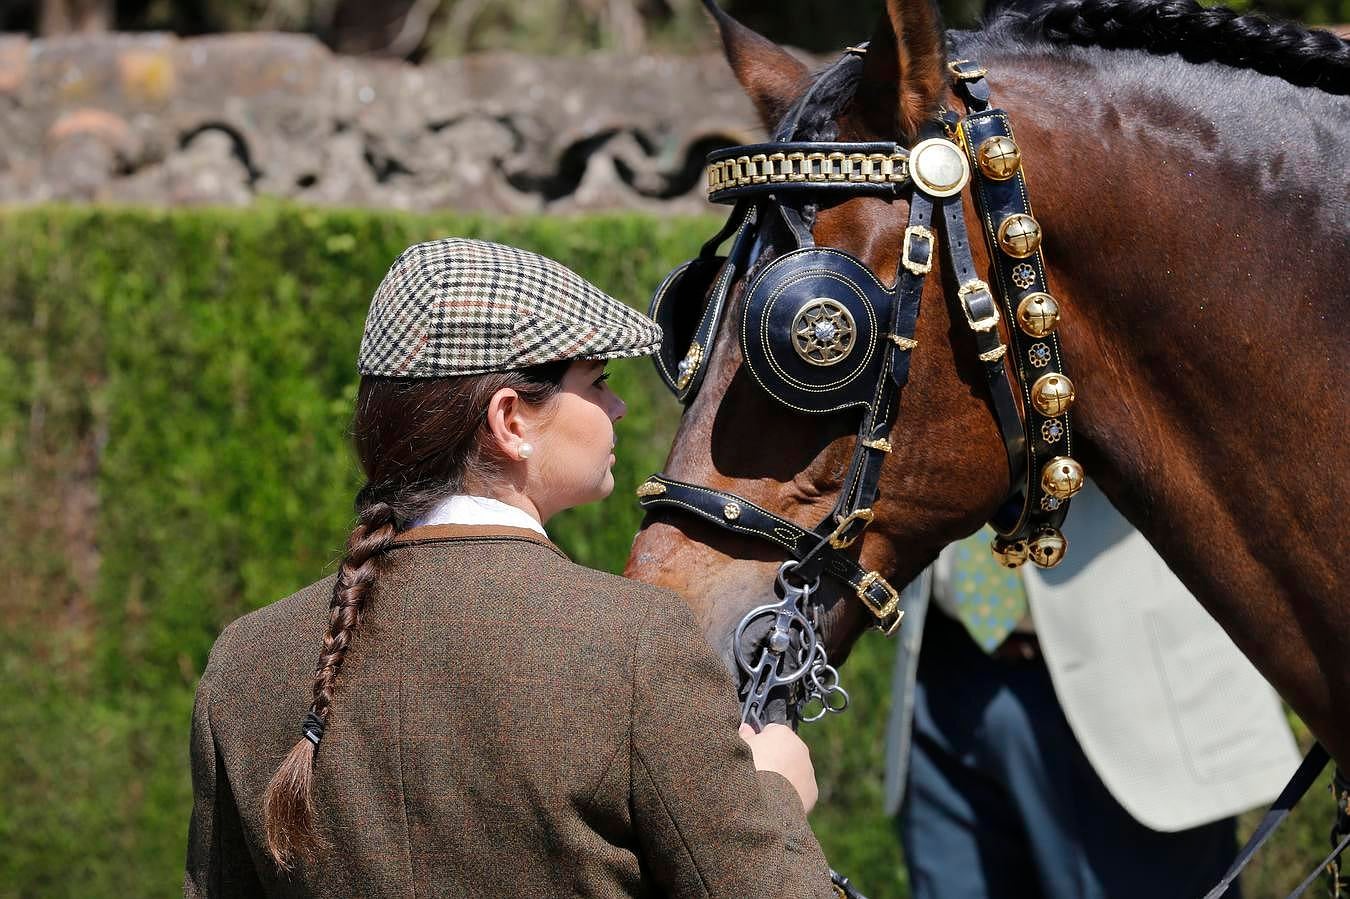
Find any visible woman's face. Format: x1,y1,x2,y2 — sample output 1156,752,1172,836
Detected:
526,360,626,521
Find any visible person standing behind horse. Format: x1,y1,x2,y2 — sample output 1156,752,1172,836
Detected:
184,238,837,898
883,481,1301,898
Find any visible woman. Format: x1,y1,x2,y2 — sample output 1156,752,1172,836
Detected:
184,238,835,898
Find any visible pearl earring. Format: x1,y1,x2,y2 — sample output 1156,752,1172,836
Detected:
518,442,533,460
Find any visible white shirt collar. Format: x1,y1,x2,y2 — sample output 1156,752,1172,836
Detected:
411,494,547,537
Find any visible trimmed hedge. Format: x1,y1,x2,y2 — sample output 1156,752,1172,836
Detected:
0,207,1328,898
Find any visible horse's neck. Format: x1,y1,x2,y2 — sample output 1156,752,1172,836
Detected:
991,52,1350,758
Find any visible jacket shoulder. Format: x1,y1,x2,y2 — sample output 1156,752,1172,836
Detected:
204,574,336,679
392,536,689,637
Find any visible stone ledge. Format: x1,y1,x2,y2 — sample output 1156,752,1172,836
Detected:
1,32,764,212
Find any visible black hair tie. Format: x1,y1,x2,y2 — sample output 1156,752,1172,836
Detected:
302,710,326,747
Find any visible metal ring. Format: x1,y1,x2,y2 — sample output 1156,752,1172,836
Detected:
731,604,819,683
775,559,820,594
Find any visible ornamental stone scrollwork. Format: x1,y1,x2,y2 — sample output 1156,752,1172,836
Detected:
0,33,762,212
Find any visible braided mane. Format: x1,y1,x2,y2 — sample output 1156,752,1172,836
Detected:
987,0,1348,93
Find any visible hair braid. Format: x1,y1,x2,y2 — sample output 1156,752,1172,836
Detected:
262,500,398,869
1009,0,1349,93
259,365,565,871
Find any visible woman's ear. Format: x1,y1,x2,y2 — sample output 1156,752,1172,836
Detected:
485,387,526,459
703,0,810,132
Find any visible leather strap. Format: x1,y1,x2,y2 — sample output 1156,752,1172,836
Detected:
811,181,935,553
1288,832,1350,898
958,103,1074,542
637,475,903,634
672,204,757,402
1201,743,1331,899
936,190,1027,490
888,190,933,389
949,57,992,111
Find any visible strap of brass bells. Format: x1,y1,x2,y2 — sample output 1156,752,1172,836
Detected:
949,65,1083,569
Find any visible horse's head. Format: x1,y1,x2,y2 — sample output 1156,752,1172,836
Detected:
625,0,1023,676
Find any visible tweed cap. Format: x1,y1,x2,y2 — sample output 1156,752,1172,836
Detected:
358,238,662,377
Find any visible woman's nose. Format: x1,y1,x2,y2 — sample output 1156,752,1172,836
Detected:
611,395,627,422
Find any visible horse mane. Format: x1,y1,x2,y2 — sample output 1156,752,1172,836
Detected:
781,0,1347,142
985,0,1348,94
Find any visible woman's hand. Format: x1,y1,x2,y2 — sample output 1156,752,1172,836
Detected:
738,723,818,814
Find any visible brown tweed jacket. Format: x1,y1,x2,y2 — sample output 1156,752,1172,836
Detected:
185,525,835,898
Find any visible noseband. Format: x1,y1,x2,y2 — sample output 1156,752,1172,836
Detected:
638,50,1085,735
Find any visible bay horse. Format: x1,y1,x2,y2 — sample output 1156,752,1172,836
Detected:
623,0,1350,777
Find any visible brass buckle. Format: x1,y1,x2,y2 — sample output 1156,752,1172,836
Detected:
958,280,1000,333
856,571,903,635
947,59,989,81
827,507,874,549
901,225,934,276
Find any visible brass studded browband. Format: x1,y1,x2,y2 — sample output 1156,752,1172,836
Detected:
706,141,911,204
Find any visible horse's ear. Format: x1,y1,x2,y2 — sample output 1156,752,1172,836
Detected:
855,0,947,140
703,0,810,132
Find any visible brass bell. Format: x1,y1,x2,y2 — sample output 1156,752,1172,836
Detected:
976,135,1021,181
990,537,1029,568
997,213,1042,258
1031,372,1076,417
1016,292,1061,338
1040,456,1085,500
1028,527,1068,568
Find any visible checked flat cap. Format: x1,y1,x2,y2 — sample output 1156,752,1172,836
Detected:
358,238,662,377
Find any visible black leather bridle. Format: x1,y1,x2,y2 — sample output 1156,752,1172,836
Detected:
638,49,1082,721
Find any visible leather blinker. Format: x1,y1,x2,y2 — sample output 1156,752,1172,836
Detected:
739,247,892,415
650,255,726,397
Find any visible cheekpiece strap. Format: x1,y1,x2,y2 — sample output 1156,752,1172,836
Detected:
636,475,904,635
706,141,910,204
937,193,1027,486
814,162,936,550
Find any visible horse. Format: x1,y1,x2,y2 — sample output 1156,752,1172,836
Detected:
623,0,1350,779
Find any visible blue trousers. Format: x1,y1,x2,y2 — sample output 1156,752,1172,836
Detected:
899,611,1238,899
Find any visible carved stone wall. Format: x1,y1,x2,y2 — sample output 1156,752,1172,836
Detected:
0,32,765,212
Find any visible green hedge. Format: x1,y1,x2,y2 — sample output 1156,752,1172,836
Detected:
0,207,1329,898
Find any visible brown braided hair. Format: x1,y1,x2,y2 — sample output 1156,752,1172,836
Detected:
263,362,566,869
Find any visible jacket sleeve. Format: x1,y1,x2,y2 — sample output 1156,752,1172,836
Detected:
184,629,265,898
629,592,836,899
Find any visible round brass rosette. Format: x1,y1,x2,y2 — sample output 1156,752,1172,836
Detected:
909,138,971,198
1029,527,1068,568
976,135,1021,180
1040,456,1085,500
991,538,1029,568
1031,372,1076,417
997,213,1042,259
1016,292,1061,338
792,298,856,366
